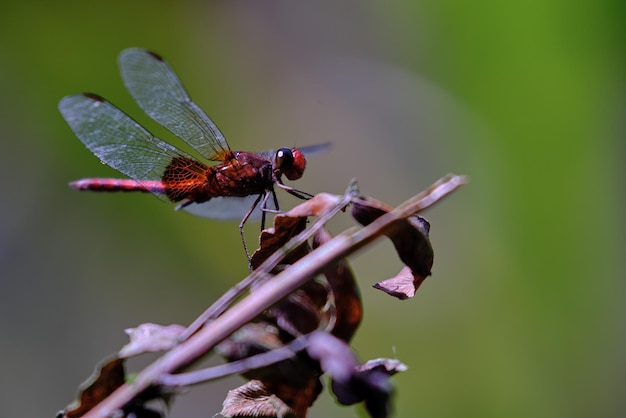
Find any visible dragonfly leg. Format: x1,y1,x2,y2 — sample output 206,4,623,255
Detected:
259,191,274,230
240,193,264,271
175,198,193,210
260,189,281,214
271,188,280,212
274,180,315,200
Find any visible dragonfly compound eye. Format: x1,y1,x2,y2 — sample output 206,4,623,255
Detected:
275,148,294,169
276,148,306,181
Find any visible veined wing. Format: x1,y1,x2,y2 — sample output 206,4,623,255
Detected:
119,48,230,161
59,93,201,200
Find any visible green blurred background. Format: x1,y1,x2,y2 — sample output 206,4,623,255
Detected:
1,1,624,417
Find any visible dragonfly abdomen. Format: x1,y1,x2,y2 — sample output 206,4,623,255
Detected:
69,178,167,194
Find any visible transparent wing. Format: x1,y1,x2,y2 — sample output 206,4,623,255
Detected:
181,194,278,220
119,48,230,160
59,93,196,197
298,142,332,157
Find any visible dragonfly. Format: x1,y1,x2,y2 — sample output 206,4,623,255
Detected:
59,48,329,266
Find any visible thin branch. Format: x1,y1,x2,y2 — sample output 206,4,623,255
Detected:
158,334,311,387
81,174,467,418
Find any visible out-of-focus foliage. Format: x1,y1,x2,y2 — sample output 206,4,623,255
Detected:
0,1,623,417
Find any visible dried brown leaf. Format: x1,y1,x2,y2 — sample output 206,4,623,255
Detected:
216,322,284,363
119,323,185,358
356,358,408,376
373,266,428,300
58,356,126,418
221,379,320,418
269,281,333,337
285,193,342,218
250,215,308,270
312,228,362,342
351,197,434,295
306,332,394,418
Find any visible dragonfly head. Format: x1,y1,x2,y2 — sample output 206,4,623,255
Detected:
274,148,306,181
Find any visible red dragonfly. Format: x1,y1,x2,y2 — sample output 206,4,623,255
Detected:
59,48,328,264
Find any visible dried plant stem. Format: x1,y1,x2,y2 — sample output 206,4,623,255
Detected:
158,334,311,387
81,174,467,418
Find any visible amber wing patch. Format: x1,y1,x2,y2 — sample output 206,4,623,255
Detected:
162,156,209,202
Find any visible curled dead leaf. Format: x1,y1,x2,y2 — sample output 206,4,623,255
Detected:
57,356,126,418
119,323,185,358
221,379,320,418
306,331,396,418
357,358,408,375
351,197,434,297
312,228,362,342
285,193,343,218
374,266,428,300
250,215,308,270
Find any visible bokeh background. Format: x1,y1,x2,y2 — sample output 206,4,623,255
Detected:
1,1,624,417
